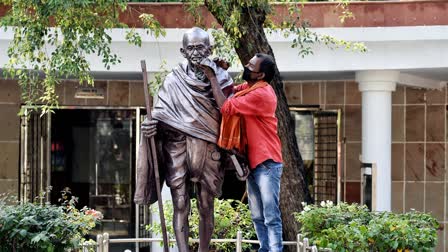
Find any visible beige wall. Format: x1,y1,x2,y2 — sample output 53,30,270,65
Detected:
285,80,447,251
54,80,145,107
0,79,21,195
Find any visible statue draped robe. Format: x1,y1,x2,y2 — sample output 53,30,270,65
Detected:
134,60,232,205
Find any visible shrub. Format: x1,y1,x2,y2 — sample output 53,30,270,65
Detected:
367,211,438,251
295,201,439,251
294,201,439,252
0,191,102,252
147,198,256,252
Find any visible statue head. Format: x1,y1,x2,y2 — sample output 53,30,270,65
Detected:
180,27,212,66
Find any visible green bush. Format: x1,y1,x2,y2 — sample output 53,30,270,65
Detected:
127,0,180,2
0,191,102,252
147,198,256,252
294,201,439,252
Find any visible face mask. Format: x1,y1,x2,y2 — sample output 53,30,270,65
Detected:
242,67,259,81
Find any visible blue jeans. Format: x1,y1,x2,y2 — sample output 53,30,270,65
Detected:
247,159,283,252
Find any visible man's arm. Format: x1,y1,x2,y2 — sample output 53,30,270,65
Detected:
221,88,275,117
222,85,234,98
199,64,229,108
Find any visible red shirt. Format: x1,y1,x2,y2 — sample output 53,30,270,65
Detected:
221,83,283,169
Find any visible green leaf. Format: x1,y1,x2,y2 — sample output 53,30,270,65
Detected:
19,229,27,237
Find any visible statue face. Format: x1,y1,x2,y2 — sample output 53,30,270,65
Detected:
181,32,211,66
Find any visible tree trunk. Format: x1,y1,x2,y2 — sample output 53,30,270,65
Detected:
206,3,312,249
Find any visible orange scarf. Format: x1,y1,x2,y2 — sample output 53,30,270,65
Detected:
217,81,268,153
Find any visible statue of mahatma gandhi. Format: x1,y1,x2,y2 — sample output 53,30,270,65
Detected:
141,27,233,252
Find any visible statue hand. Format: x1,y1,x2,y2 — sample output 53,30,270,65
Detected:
213,57,230,70
141,117,158,138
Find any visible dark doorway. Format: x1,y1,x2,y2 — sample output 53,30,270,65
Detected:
50,109,137,251
290,109,341,204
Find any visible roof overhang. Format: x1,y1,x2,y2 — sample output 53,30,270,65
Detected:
1,26,447,89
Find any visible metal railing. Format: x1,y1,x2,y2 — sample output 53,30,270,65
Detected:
85,231,331,252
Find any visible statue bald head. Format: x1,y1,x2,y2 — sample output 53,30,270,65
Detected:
180,27,212,66
182,27,211,47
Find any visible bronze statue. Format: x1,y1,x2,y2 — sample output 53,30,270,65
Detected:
141,27,233,252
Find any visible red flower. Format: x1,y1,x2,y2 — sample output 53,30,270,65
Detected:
85,209,103,220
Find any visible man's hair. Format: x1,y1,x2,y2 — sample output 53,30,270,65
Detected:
182,27,210,47
255,53,276,83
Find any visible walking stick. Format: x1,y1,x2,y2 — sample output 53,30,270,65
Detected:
141,60,169,252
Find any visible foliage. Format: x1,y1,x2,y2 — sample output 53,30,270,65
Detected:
127,0,179,2
209,29,240,69
187,0,366,61
271,0,366,57
0,0,164,115
294,201,439,252
0,189,103,252
139,14,166,38
189,0,269,56
367,211,439,252
149,60,169,96
147,198,256,252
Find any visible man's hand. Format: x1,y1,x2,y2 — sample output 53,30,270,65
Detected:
213,57,230,70
200,58,227,107
141,118,158,138
198,64,217,81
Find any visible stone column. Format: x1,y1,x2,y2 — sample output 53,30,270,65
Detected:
356,70,399,211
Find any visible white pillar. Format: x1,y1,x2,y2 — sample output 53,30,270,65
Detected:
356,70,399,212
151,183,178,252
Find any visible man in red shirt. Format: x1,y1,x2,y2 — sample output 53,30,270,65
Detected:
200,53,283,252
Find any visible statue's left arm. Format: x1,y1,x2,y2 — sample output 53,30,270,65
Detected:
141,117,158,138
